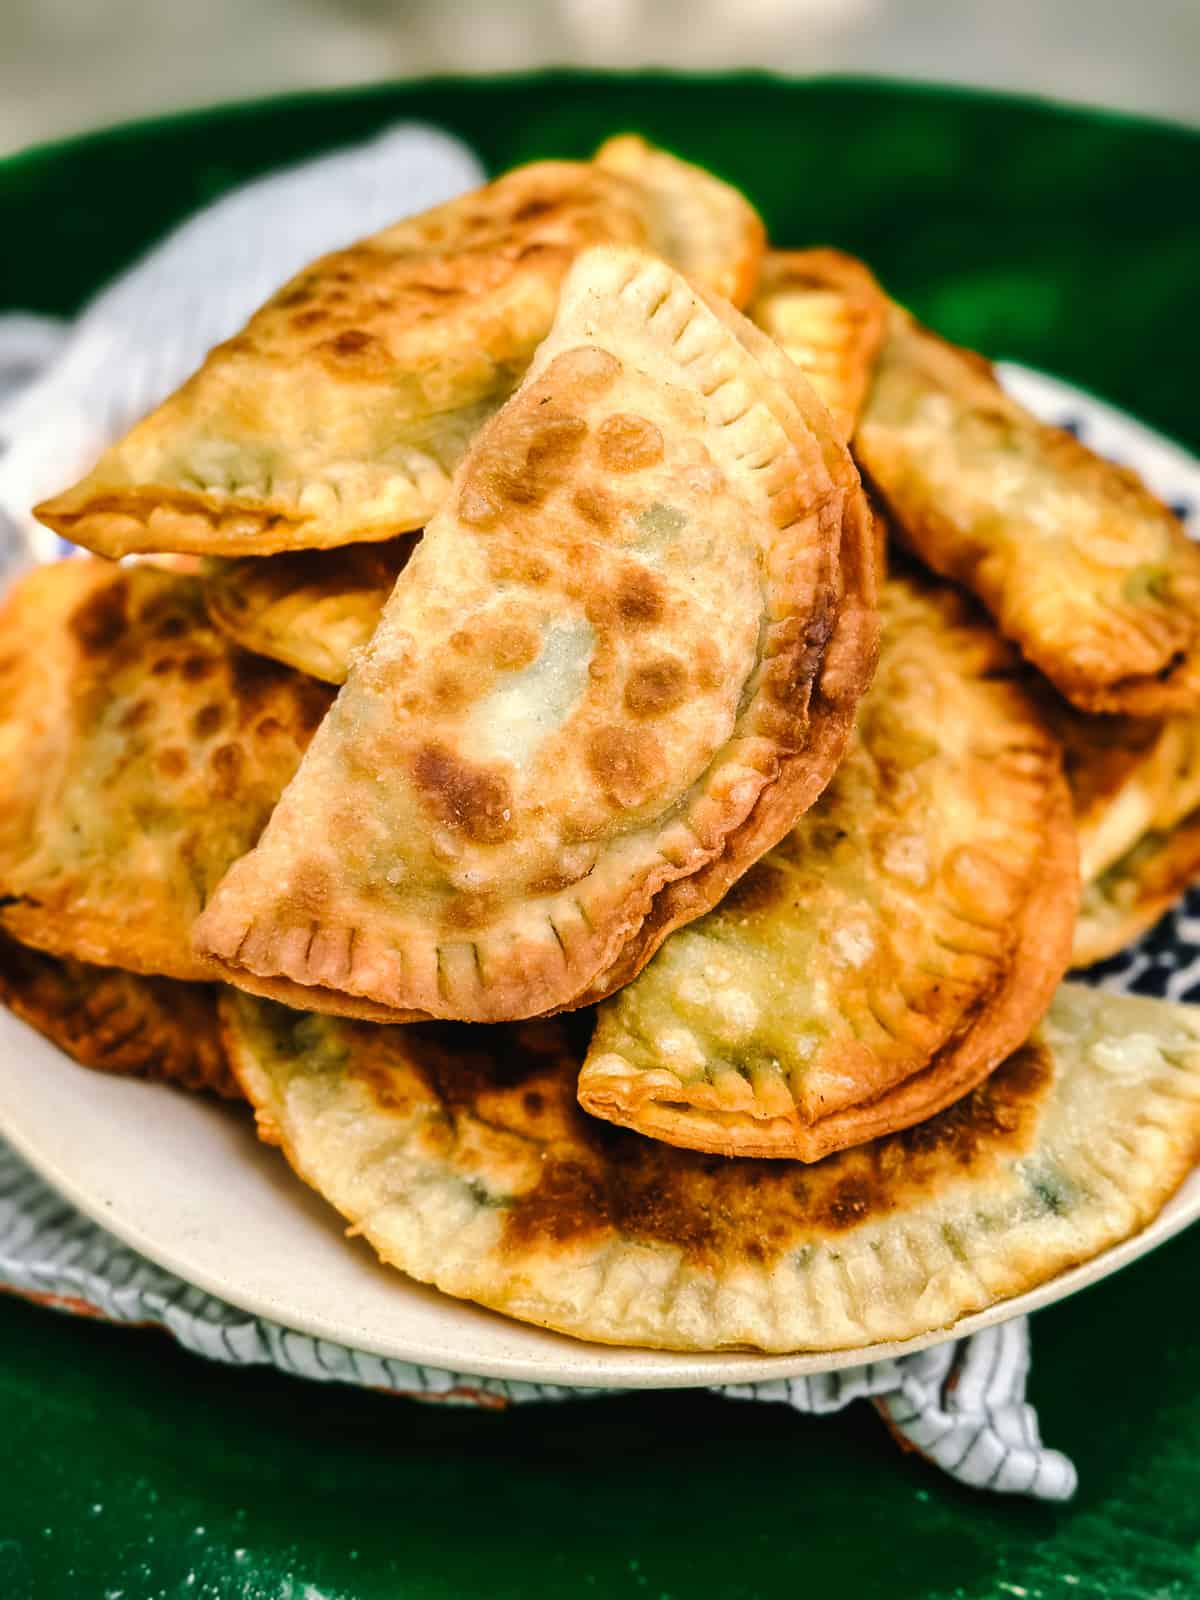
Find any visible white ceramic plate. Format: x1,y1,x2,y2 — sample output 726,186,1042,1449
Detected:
2,366,1199,1389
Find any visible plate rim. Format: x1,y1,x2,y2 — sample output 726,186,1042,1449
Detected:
4,1014,1199,1388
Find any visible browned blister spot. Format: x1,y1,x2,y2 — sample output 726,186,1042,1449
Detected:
156,746,188,780
69,578,128,654
613,567,665,627
192,703,225,739
443,892,497,931
517,414,589,500
286,861,333,917
119,697,153,732
596,413,665,473
209,742,245,796
572,486,617,530
316,328,391,380
486,547,552,587
411,742,515,845
490,622,542,672
502,1158,613,1250
347,1059,426,1116
218,334,255,359
587,725,661,807
272,281,315,310
181,653,216,683
511,196,559,225
430,672,470,713
462,387,590,520
624,656,688,718
815,1177,874,1231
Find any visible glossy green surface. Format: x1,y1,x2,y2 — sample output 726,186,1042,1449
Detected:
2,73,1198,454
1,74,1198,1598
3,1228,1200,1599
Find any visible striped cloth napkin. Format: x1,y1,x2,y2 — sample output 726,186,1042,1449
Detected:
0,119,1077,1500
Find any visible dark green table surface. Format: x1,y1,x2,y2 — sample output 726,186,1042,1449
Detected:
2,72,1199,1599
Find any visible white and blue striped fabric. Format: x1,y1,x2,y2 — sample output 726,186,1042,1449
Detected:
5,117,1199,1507
0,1138,1075,1498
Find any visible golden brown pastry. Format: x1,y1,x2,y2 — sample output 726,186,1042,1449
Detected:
0,560,331,981
1074,817,1200,966
204,537,416,684
194,246,878,1024
0,933,237,1097
747,248,888,441
856,306,1200,715
35,142,763,559
1035,695,1200,964
221,983,1200,1353
580,571,1077,1159
1047,699,1200,885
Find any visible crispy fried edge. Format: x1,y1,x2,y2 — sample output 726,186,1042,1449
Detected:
0,935,238,1098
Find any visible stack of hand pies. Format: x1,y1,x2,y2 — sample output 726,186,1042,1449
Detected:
5,137,1200,1354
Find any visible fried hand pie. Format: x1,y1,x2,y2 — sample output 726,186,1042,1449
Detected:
220,984,1200,1352
36,144,763,560
0,933,236,1097
581,572,1077,1159
195,246,877,1023
204,537,415,684
0,560,332,980
856,308,1200,714
747,248,887,441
